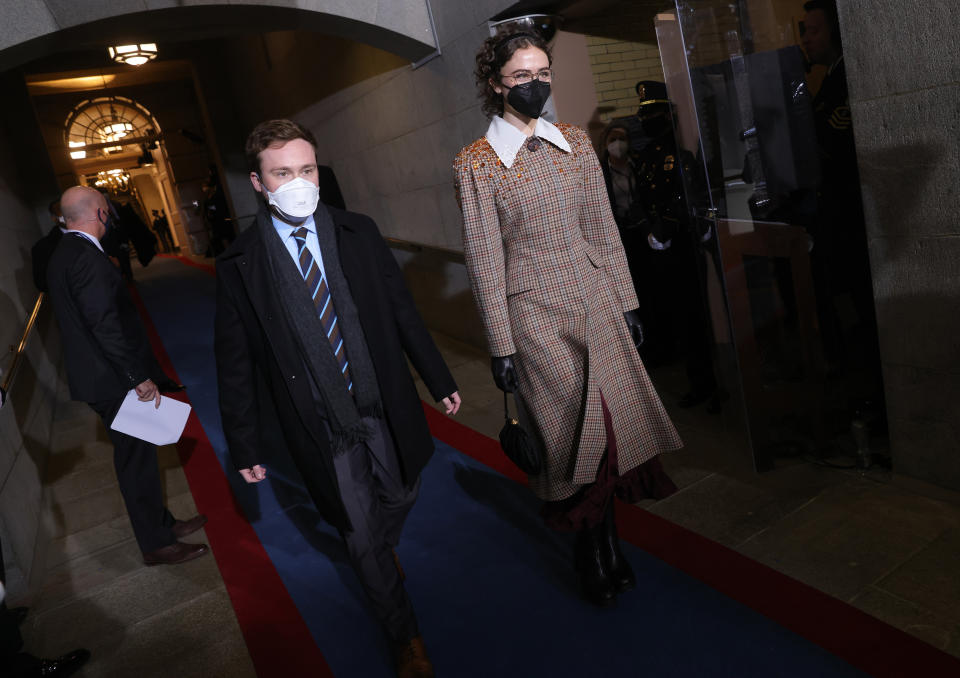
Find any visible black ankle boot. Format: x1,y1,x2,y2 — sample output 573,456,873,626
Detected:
602,502,636,594
574,524,618,607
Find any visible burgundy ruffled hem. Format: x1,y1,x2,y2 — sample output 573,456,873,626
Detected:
541,395,678,533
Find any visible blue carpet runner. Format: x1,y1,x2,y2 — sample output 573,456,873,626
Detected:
136,257,871,677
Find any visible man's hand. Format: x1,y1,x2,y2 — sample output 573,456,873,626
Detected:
441,391,462,415
135,378,161,409
239,465,267,483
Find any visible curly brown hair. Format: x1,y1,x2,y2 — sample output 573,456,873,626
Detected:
245,119,318,174
474,29,553,118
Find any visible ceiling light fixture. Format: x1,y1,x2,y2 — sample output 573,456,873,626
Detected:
68,141,86,160
108,43,158,66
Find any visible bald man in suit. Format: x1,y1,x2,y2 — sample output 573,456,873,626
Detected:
46,186,208,566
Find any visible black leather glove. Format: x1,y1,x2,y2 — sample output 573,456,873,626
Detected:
491,355,518,393
624,309,644,351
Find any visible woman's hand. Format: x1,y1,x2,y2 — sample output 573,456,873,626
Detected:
491,355,519,393
624,310,644,352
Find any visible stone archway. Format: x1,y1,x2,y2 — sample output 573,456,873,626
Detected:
0,1,437,70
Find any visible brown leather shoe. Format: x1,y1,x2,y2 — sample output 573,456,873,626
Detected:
395,636,433,678
143,541,209,566
172,514,208,539
392,549,405,582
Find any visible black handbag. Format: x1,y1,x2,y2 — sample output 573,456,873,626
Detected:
498,392,542,475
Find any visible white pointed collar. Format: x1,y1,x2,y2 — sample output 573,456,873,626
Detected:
485,116,571,169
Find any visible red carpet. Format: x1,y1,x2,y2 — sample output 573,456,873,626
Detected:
421,403,960,678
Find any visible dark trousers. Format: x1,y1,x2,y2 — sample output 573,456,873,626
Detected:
89,397,176,554
332,416,420,647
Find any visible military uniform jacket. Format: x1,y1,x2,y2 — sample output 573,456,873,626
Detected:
455,120,682,501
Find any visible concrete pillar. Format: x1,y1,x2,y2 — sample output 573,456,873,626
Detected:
840,0,960,489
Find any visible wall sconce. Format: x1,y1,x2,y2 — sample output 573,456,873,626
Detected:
108,43,158,66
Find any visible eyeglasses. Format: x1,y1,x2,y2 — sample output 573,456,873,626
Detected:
499,68,553,85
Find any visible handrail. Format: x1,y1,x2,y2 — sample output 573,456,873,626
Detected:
2,293,44,394
384,237,465,265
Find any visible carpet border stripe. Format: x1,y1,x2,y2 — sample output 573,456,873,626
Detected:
420,402,960,678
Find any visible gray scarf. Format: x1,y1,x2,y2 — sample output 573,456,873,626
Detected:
257,204,381,452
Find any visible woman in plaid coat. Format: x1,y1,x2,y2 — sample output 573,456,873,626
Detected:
455,30,683,607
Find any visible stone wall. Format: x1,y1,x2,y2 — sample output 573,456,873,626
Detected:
189,0,519,347
840,0,960,489
586,37,665,123
0,73,61,597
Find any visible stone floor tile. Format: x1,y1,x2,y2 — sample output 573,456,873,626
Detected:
50,486,127,538
736,479,960,601
45,441,114,482
31,540,145,614
873,527,960,625
69,590,255,678
48,460,116,505
31,554,224,649
161,465,191,498
850,586,960,657
50,419,107,453
648,472,818,548
44,518,136,569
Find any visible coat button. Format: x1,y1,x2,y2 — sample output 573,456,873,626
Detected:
291,375,296,380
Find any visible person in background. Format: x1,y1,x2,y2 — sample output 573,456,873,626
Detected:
115,200,157,270
202,166,234,257
455,29,681,609
46,186,208,567
151,209,174,253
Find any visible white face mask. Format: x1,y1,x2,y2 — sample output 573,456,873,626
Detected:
262,176,319,219
607,140,628,160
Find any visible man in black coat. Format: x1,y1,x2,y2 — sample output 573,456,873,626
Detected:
46,186,209,566
215,119,460,678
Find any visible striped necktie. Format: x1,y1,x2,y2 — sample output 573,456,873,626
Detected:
292,227,352,393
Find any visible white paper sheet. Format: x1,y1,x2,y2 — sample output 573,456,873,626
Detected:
110,389,191,445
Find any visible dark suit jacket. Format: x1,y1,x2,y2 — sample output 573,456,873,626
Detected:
215,205,457,530
46,233,155,403
31,225,63,293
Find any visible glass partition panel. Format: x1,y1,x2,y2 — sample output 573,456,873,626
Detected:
655,0,882,470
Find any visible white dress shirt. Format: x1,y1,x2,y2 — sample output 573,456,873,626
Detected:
65,229,104,253
271,214,327,280
484,115,572,169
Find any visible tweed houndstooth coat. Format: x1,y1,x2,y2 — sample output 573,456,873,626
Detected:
454,122,683,501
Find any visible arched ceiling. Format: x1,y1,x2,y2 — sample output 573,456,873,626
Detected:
0,1,437,70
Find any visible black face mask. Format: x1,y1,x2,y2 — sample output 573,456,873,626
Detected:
97,207,116,232
507,80,551,119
